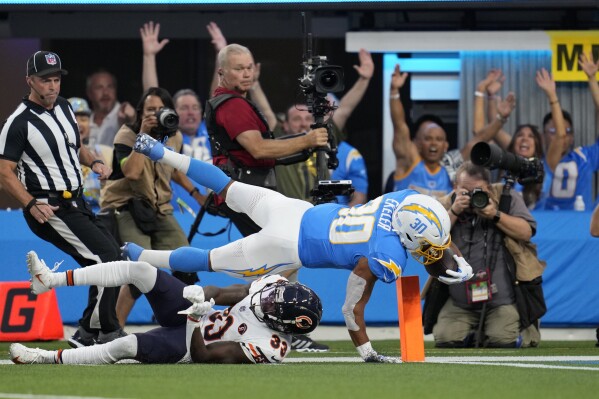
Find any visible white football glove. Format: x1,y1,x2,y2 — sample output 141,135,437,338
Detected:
182,285,205,304
178,298,215,320
438,255,474,285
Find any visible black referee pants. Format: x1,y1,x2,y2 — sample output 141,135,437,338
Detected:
24,196,122,333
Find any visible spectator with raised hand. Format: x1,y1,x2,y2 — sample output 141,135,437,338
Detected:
539,63,599,210
472,69,543,209
207,21,228,96
579,52,599,114
475,69,512,150
390,63,452,198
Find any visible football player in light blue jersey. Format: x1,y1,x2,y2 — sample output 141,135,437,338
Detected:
126,133,474,363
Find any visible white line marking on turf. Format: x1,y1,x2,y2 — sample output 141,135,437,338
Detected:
429,361,599,371
426,356,599,362
0,394,129,399
286,355,599,371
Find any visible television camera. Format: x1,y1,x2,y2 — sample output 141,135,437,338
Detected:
298,13,354,204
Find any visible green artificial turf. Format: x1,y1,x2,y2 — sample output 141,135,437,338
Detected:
1,340,598,399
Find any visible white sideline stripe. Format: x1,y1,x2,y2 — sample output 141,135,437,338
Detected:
0,394,128,399
286,355,599,370
427,356,599,362
430,361,599,371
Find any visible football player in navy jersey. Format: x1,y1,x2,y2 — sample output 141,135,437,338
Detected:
125,133,474,363
10,252,321,365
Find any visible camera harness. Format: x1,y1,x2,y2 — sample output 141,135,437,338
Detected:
205,93,273,164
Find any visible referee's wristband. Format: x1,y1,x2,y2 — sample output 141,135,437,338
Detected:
25,198,38,213
189,187,199,196
90,159,104,168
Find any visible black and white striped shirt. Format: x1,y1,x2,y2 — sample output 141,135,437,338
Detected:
0,96,83,192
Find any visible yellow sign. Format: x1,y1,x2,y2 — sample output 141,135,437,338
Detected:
548,31,599,82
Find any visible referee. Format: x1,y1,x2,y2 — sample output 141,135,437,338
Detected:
0,50,125,347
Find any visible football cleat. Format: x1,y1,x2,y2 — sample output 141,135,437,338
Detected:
133,133,164,161
26,250,58,295
10,343,55,364
121,242,144,261
290,334,329,353
68,328,97,348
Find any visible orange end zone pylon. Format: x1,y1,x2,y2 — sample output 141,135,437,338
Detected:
396,276,425,362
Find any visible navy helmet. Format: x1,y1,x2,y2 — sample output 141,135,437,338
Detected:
250,281,322,335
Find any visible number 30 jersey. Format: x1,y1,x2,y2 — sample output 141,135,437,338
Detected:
298,189,419,283
198,295,291,364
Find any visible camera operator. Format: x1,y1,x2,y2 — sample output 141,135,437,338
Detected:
205,43,327,236
432,161,541,348
250,49,373,206
101,87,202,326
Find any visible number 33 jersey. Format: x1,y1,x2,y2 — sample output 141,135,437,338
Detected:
298,189,420,283
198,295,291,364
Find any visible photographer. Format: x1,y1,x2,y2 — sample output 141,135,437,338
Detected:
432,161,540,348
101,87,202,325
205,43,327,236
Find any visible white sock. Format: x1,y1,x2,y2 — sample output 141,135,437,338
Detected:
162,149,191,173
59,335,138,364
72,261,157,294
139,250,173,270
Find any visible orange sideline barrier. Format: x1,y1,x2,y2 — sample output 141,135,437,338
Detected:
0,282,63,341
396,276,425,362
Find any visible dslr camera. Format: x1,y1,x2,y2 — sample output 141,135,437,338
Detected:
154,108,179,139
467,188,489,209
471,142,543,184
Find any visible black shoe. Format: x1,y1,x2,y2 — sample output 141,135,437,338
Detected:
68,328,97,348
97,328,127,344
291,334,329,352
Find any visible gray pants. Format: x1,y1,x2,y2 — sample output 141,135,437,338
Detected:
432,299,539,348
